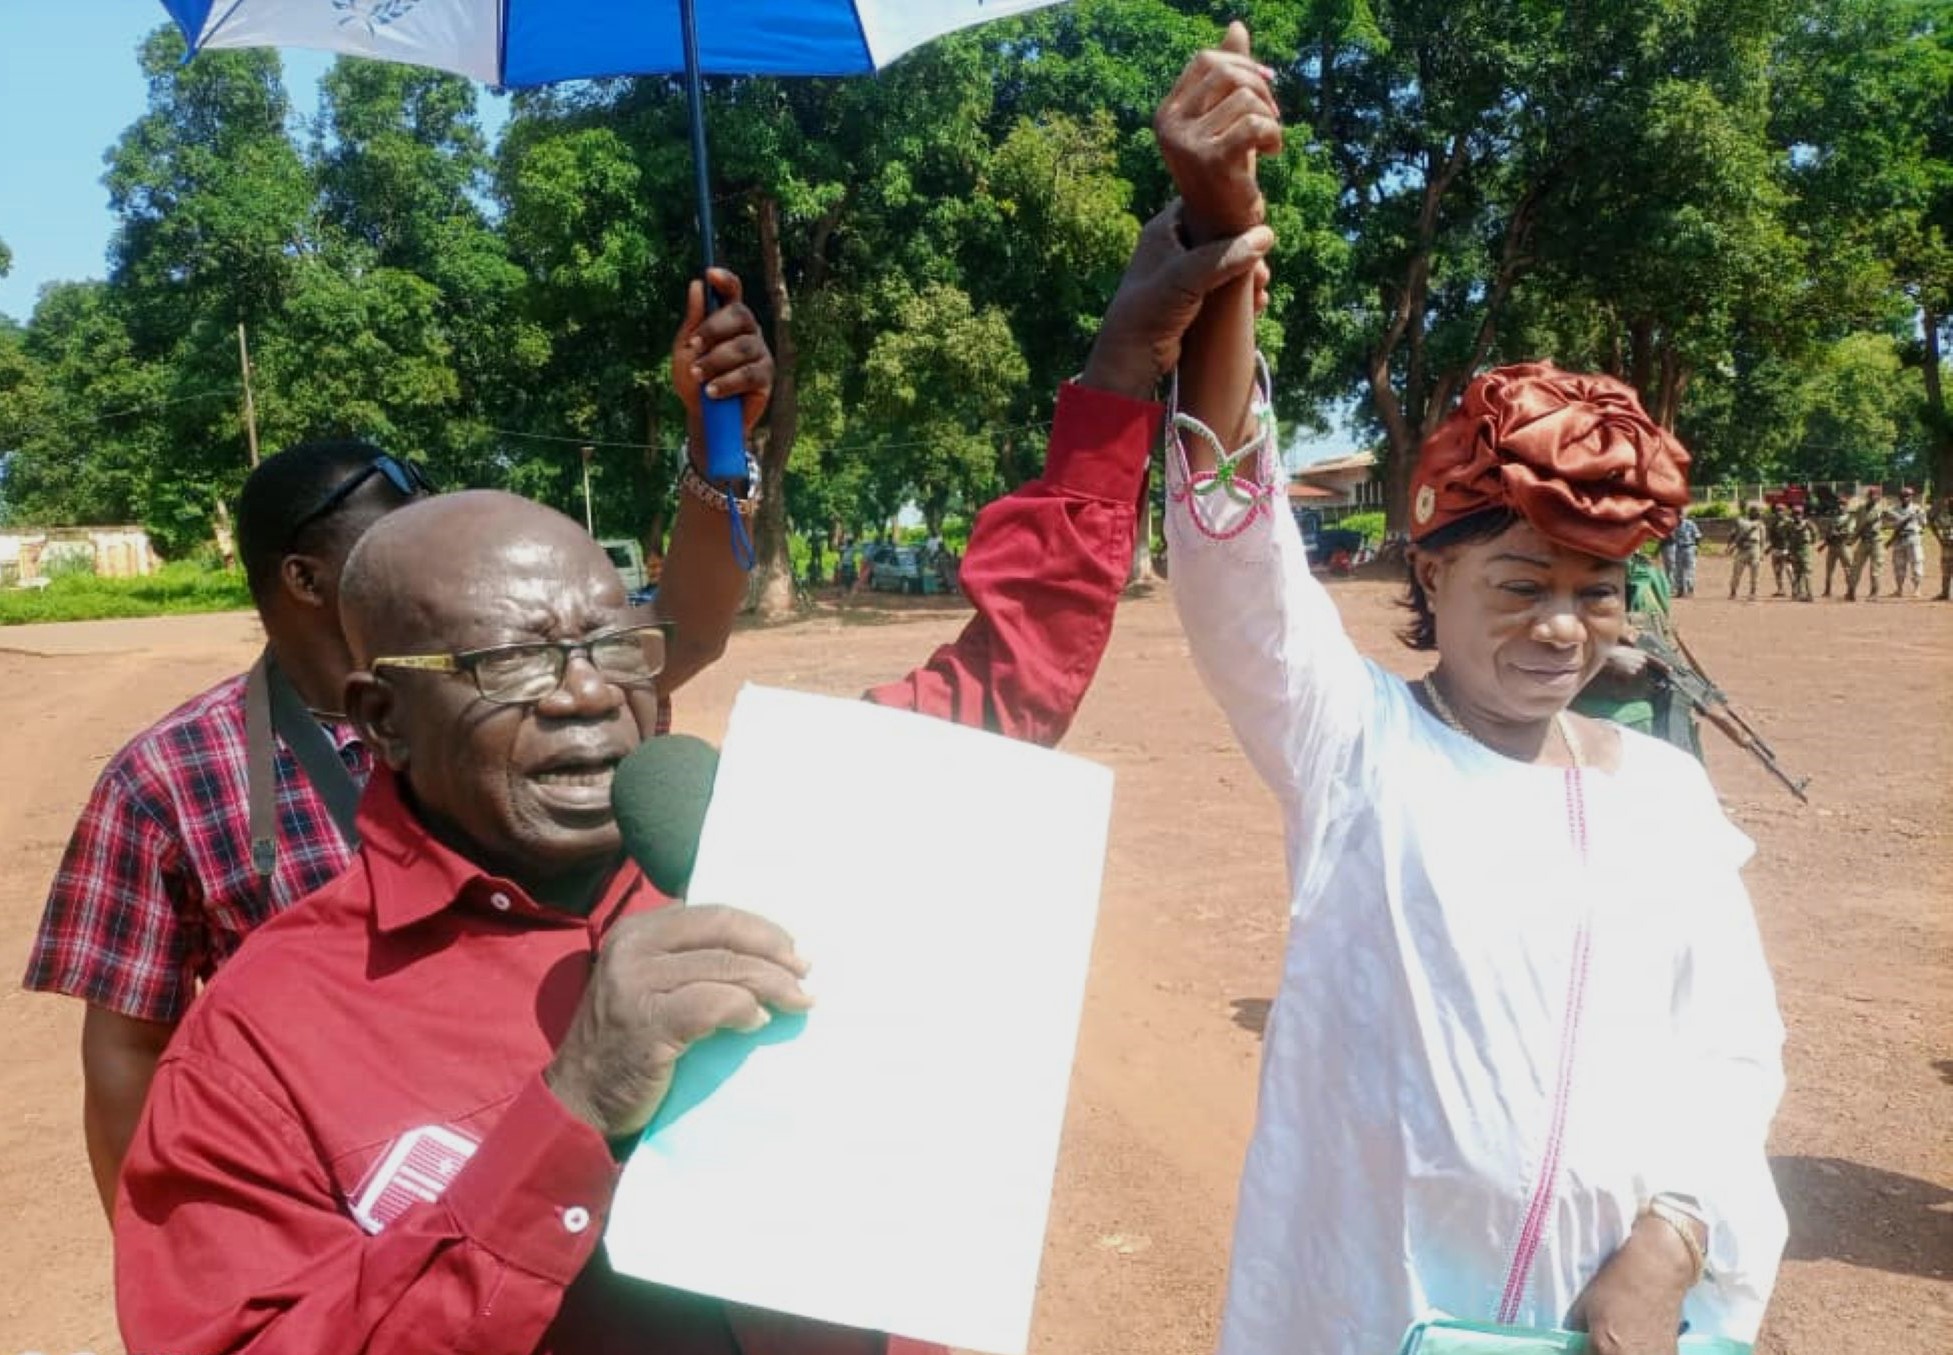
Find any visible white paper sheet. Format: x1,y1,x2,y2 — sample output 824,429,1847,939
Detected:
605,684,1114,1355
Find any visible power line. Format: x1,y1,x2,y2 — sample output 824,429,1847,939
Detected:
483,419,1056,458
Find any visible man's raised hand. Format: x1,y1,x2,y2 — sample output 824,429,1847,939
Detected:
1155,21,1284,243
1079,202,1275,401
673,268,775,438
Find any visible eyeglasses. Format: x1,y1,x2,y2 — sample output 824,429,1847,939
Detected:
371,622,673,706
285,454,439,548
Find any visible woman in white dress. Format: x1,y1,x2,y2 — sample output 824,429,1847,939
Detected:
1153,40,1788,1353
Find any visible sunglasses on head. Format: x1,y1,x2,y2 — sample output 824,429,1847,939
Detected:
284,454,439,549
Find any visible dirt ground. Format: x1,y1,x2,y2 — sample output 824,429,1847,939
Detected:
1,555,1947,1354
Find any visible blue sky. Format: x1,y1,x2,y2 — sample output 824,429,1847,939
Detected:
0,0,507,324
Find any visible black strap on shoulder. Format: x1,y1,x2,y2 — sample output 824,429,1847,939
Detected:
246,655,278,879
245,649,363,880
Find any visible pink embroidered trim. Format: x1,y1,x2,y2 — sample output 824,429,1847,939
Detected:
1495,766,1593,1323
1167,357,1278,542
1169,469,1274,540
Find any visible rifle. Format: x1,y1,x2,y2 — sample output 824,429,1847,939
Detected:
1632,629,1812,803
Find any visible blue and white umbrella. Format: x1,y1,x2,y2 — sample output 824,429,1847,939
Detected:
159,0,1068,531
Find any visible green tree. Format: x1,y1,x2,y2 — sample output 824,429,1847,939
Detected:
315,59,542,477
860,282,1031,528
497,99,694,544
1290,0,1810,523
102,26,315,543
1772,0,1953,492
0,283,177,539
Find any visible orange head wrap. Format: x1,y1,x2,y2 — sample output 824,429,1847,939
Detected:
1408,362,1692,559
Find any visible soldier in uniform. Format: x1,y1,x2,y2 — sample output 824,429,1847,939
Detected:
1888,486,1928,598
1933,494,1953,602
1670,512,1702,596
1788,501,1819,602
1573,551,1700,756
1848,485,1890,600
1727,504,1766,600
1767,501,1792,595
1820,493,1856,598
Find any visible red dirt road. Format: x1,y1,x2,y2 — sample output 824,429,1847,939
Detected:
1,561,1947,1353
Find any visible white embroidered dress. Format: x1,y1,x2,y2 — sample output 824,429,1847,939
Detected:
1164,408,1787,1355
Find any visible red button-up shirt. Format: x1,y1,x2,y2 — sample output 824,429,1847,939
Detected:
115,382,1157,1355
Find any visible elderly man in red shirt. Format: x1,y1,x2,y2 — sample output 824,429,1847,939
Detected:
25,274,774,1217
117,218,1273,1355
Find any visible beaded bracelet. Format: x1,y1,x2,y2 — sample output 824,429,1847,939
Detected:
678,453,760,518
1168,354,1277,542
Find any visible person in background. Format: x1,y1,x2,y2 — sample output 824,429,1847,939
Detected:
1767,501,1791,596
1787,501,1818,602
1669,512,1701,597
1931,494,1953,601
1728,504,1765,601
837,534,858,591
1887,486,1927,598
1820,492,1855,599
1847,484,1890,600
23,282,774,1216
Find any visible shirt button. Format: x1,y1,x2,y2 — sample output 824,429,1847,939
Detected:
489,892,513,912
563,1205,591,1234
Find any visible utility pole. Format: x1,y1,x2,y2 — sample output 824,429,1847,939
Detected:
580,444,596,534
237,322,261,467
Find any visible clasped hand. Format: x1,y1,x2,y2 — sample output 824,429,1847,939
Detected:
547,904,812,1140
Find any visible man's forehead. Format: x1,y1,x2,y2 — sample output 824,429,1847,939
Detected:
420,560,626,642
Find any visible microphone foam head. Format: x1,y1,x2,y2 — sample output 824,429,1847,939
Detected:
610,733,720,899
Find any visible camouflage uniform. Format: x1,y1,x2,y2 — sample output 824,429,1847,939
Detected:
1727,510,1766,600
1888,492,1927,597
1934,498,1953,601
1767,504,1792,595
1788,509,1819,602
1820,501,1855,597
1848,492,1891,600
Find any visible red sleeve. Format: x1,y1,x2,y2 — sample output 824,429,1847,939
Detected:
864,382,1159,744
22,758,200,1022
117,1060,618,1355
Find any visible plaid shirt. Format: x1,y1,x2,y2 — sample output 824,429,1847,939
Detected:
25,675,678,1024
23,674,369,1024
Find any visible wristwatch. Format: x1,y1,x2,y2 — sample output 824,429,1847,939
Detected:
1647,1192,1710,1284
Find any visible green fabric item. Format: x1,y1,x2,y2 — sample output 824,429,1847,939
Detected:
1568,694,1656,735
1398,1320,1751,1355
1625,553,1673,618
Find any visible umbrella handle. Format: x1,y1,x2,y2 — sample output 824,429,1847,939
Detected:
701,394,749,483
679,0,752,496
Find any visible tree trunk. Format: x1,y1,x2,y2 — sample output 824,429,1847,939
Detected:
1654,345,1690,431
1128,490,1158,586
1922,304,1951,496
642,399,668,572
211,496,238,570
751,193,798,620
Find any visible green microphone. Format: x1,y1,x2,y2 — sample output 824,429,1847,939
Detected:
610,733,720,899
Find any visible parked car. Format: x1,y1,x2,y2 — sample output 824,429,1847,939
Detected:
869,545,954,595
1291,506,1323,557
600,537,660,604
870,546,926,594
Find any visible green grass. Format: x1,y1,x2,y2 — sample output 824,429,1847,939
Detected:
0,561,254,626
1333,510,1387,542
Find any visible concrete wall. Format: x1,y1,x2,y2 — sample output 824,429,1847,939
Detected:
0,528,159,583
